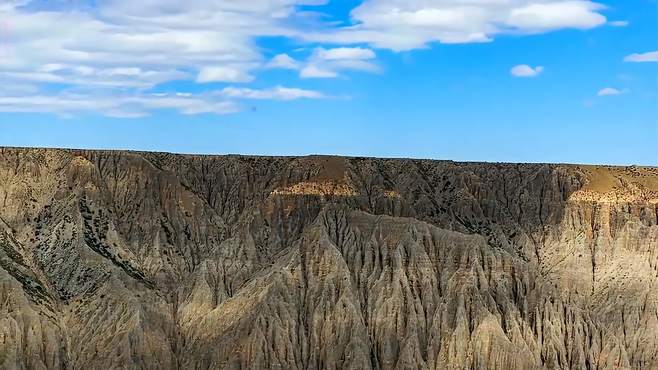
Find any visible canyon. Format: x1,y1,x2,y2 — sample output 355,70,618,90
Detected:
0,147,657,369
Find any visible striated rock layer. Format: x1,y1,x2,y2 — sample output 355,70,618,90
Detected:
0,147,657,369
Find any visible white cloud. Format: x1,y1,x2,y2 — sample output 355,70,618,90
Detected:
299,47,379,79
597,87,628,96
507,2,606,31
219,86,325,100
302,0,608,51
0,82,39,95
266,54,300,69
608,20,629,27
0,85,329,117
0,0,323,100
1,66,189,88
315,47,376,61
510,64,544,78
0,5,261,84
0,92,240,117
624,51,658,63
197,66,255,83
300,65,338,79
0,0,616,116
0,1,359,117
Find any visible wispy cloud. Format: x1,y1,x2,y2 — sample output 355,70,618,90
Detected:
266,54,300,70
219,86,325,100
510,65,544,78
624,51,658,63
597,87,629,96
0,92,240,117
315,47,376,61
267,47,380,79
196,67,255,83
300,65,338,79
608,20,629,27
300,47,379,79
0,84,330,117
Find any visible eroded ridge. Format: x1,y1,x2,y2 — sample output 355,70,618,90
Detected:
0,147,657,370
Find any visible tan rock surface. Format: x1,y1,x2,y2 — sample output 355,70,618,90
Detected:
0,147,657,369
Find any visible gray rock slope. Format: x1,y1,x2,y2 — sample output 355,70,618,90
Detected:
0,147,657,369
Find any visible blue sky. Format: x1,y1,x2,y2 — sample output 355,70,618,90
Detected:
0,0,656,165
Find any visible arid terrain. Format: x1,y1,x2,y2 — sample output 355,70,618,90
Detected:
0,147,657,369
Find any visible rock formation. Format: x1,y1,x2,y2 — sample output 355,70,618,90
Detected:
0,147,656,369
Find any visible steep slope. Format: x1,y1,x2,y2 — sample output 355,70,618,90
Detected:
0,147,656,369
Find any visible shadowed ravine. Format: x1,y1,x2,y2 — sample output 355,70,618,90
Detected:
0,147,657,369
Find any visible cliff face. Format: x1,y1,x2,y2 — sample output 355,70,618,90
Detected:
0,147,657,370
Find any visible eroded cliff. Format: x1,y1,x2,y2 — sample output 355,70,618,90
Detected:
0,147,656,369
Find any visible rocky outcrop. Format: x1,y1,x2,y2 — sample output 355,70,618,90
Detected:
0,148,656,369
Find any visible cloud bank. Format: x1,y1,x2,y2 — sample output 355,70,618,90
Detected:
303,0,608,50
0,0,615,117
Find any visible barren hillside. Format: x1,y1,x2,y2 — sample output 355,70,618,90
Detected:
0,147,657,369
